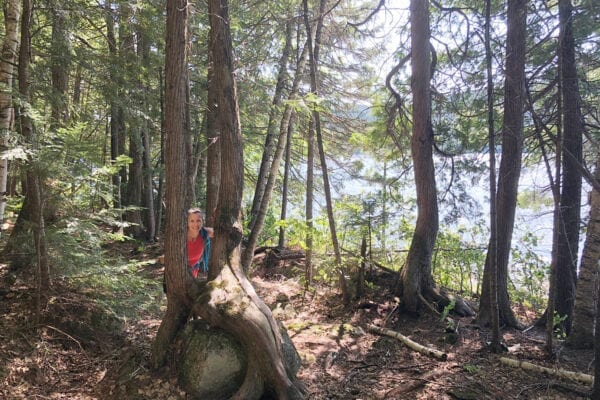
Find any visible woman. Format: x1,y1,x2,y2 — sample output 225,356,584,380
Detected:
162,208,214,293
186,208,214,278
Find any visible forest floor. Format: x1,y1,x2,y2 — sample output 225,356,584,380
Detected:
0,240,595,400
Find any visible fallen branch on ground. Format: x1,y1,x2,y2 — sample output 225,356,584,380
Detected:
500,357,593,385
367,324,447,361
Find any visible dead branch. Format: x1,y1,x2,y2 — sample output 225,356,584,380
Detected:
500,357,593,385
367,324,448,361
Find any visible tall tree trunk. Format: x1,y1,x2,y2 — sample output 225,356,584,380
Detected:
50,0,70,128
19,0,50,310
205,27,220,228
199,1,305,398
136,27,156,242
554,0,583,334
398,0,437,314
485,0,502,352
395,0,472,317
151,0,192,369
155,68,166,237
0,0,21,239
126,128,144,238
142,126,156,241
305,116,315,286
545,83,561,353
569,156,600,348
121,4,144,235
278,112,295,249
476,0,527,329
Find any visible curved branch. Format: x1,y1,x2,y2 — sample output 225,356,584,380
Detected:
347,0,386,29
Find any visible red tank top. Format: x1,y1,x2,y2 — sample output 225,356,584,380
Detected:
187,236,205,268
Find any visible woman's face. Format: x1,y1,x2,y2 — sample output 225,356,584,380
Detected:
187,212,203,235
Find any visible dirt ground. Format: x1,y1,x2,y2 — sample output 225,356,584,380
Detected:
0,251,595,400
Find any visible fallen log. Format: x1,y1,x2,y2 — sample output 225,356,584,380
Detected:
500,357,594,385
367,324,447,361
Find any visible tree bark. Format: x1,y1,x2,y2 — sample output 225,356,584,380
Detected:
500,357,593,385
302,0,315,287
396,0,472,318
484,0,501,352
205,20,220,228
368,325,447,360
199,2,305,398
278,111,294,249
137,27,156,242
554,0,583,335
49,0,70,128
151,0,192,369
568,156,599,349
125,128,144,239
400,0,436,315
0,0,21,239
477,0,527,329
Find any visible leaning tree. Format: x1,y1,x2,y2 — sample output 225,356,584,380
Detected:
152,0,305,399
394,0,473,317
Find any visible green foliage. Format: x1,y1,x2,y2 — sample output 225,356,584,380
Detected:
432,226,487,296
509,231,548,312
440,300,456,322
552,312,568,340
517,189,553,211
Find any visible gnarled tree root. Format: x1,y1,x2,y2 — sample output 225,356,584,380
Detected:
194,265,306,400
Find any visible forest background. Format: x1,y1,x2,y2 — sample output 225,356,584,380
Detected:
0,0,599,398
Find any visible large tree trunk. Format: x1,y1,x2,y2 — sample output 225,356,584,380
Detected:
554,0,583,335
125,128,144,239
49,0,70,128
476,0,527,329
0,0,21,239
151,0,193,369
201,1,305,398
205,25,220,228
155,68,166,237
484,0,502,352
568,156,600,348
136,27,156,242
396,0,473,317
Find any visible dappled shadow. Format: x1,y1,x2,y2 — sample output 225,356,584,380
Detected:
0,249,595,399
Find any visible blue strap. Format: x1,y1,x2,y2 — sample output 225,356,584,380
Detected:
200,227,211,272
